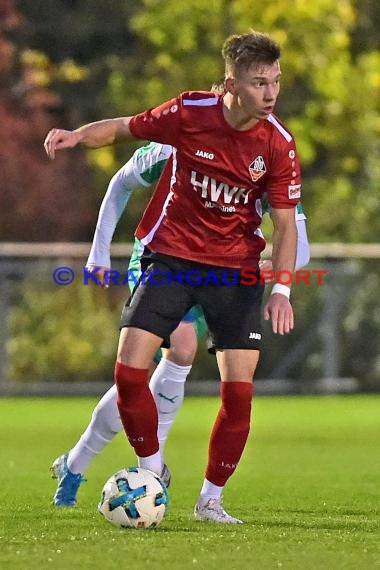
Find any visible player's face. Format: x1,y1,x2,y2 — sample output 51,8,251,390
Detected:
229,60,281,120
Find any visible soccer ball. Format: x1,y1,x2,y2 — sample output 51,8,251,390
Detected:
98,467,169,529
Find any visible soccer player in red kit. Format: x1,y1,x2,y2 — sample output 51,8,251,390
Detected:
44,31,301,523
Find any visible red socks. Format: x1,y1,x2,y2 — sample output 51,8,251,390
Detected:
115,361,159,457
115,362,253,483
206,382,253,486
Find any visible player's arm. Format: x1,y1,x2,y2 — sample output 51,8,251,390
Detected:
263,207,297,335
87,144,171,288
86,160,140,288
44,94,182,161
44,117,134,160
44,91,182,162
260,214,310,274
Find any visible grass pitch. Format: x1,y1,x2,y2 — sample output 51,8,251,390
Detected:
0,395,379,569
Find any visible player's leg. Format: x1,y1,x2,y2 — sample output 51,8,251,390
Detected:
68,384,122,473
52,312,200,506
151,306,207,458
151,307,204,457
51,384,124,506
51,321,193,506
115,257,193,478
194,350,259,524
54,239,157,486
63,350,159,476
115,326,164,475
194,270,264,523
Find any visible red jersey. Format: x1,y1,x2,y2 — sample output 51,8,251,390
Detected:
130,91,301,268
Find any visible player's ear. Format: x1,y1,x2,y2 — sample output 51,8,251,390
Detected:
225,76,236,95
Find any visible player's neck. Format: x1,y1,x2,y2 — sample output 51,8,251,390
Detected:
222,93,260,131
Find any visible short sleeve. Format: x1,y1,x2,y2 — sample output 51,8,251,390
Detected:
266,138,302,209
129,96,181,148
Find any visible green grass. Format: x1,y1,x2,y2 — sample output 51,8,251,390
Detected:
0,395,379,569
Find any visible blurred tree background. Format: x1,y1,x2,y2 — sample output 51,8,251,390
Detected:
1,0,379,386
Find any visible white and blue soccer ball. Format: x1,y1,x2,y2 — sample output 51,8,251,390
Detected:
98,467,169,529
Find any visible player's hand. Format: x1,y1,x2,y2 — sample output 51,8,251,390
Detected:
44,128,81,160
259,260,273,272
259,259,274,282
263,293,294,335
86,265,111,289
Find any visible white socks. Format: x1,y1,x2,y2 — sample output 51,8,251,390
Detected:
198,479,224,505
67,358,191,475
149,358,191,456
138,451,163,476
67,385,121,474
138,359,191,473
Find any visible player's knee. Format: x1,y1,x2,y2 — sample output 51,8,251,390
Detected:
168,322,198,365
221,382,253,419
165,336,197,365
165,347,195,366
114,361,149,401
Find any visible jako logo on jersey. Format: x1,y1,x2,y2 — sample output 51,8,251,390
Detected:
249,332,262,340
249,155,267,182
191,171,252,205
195,149,214,160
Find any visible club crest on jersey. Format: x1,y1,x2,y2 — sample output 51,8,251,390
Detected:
249,155,266,182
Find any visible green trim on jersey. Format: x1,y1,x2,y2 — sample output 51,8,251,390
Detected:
128,237,144,293
261,193,305,218
261,193,270,215
136,142,168,185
